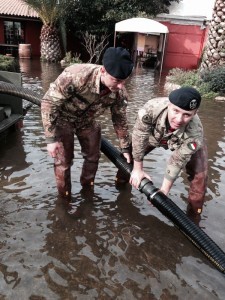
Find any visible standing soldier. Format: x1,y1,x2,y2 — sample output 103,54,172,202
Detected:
41,47,133,202
130,87,208,216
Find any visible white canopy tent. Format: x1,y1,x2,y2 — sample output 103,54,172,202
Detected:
115,17,169,34
114,17,169,74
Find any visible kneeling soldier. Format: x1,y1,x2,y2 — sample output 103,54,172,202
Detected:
130,86,208,215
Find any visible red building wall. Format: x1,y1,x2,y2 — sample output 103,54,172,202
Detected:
161,21,207,70
0,17,41,57
0,19,4,44
25,21,42,57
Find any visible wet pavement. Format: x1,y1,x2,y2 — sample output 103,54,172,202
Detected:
0,59,225,299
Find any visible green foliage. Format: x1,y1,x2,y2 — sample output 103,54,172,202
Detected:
66,0,180,34
166,67,223,100
201,66,225,93
23,0,75,26
0,55,20,72
166,68,201,86
103,0,180,22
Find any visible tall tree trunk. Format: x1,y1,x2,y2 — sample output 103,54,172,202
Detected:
200,0,225,73
40,25,62,62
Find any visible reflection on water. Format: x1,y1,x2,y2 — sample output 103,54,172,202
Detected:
20,58,63,93
0,58,225,299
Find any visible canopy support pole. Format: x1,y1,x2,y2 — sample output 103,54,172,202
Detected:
113,31,117,47
159,33,167,79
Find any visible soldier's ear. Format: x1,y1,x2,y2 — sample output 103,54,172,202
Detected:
100,66,106,75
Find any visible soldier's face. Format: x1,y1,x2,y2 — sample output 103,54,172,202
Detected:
101,67,126,92
168,102,197,129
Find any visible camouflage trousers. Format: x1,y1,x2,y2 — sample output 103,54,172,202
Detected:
145,141,208,213
185,141,208,213
54,121,101,199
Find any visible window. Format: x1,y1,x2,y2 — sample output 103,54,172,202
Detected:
4,21,25,45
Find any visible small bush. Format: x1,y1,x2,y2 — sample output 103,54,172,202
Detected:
0,54,20,72
166,67,224,100
166,68,201,86
61,51,82,67
201,66,225,93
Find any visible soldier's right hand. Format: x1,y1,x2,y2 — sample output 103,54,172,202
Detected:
47,142,61,158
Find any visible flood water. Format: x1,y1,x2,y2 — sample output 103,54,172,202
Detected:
0,58,225,299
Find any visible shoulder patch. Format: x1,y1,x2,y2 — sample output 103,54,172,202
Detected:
187,141,197,151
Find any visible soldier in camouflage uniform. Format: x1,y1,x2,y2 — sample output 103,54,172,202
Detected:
130,87,208,215
41,47,134,201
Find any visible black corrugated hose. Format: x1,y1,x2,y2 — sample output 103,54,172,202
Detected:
100,137,225,275
1,81,225,274
0,81,42,107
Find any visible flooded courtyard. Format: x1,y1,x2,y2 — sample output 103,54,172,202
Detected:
0,58,225,299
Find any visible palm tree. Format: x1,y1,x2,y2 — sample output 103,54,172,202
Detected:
23,0,73,62
200,0,225,72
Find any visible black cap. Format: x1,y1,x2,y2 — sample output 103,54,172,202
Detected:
169,87,201,111
102,47,134,80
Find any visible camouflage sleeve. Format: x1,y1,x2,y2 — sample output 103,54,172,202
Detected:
165,134,204,181
132,108,152,161
110,89,131,149
41,97,59,143
41,69,79,143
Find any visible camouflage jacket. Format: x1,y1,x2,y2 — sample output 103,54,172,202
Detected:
41,63,130,148
132,97,204,181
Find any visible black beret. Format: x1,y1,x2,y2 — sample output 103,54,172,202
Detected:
102,47,134,80
169,87,201,111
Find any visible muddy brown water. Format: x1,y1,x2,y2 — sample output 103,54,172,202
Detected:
0,59,225,299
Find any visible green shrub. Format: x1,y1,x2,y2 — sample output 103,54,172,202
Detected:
166,68,201,86
166,67,224,100
0,54,20,72
61,51,82,67
201,66,225,93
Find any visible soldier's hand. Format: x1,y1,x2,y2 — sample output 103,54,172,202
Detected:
160,178,173,196
123,152,132,163
130,169,152,189
47,142,61,158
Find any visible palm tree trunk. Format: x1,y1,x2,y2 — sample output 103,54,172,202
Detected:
40,25,62,62
200,0,225,73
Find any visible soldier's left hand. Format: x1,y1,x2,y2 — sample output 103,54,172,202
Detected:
123,152,132,164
